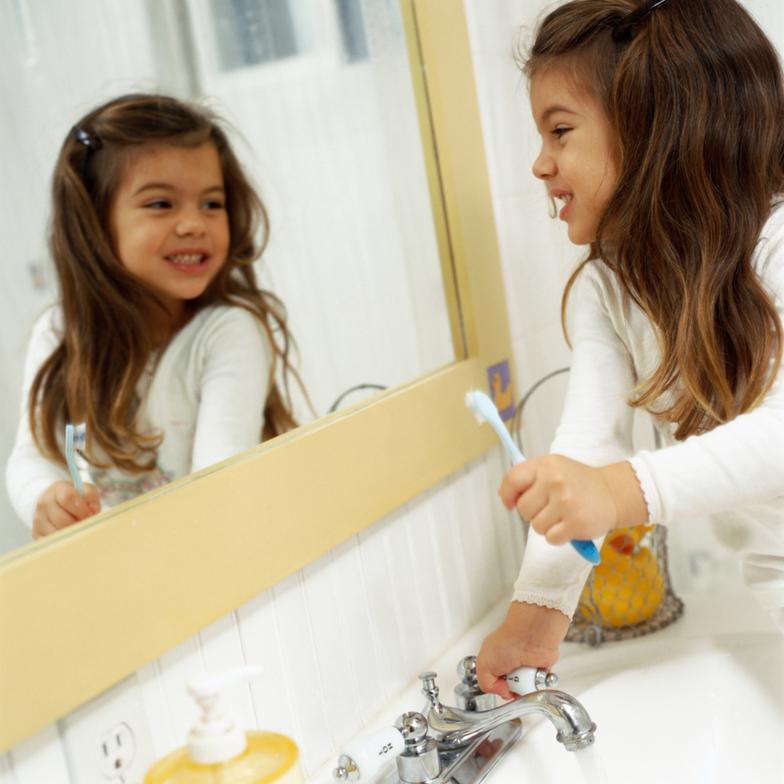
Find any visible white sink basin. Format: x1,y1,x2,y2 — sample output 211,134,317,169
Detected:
502,631,784,783
312,588,783,784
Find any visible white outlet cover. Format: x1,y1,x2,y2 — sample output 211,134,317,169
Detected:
60,675,155,784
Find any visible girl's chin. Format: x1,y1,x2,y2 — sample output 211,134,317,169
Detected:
566,222,598,246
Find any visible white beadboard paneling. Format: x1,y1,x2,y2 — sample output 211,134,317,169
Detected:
196,612,258,739
136,661,177,761
426,473,472,645
300,548,364,747
448,466,487,625
488,451,519,588
270,572,332,776
326,536,385,725
379,502,429,684
8,725,68,784
0,754,15,784
147,637,203,757
399,493,445,662
235,590,301,744
356,518,408,701
466,458,504,609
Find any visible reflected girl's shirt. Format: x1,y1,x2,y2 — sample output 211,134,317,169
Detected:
6,304,272,526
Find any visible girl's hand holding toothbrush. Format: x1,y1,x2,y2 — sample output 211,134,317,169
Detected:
498,455,647,544
32,481,101,540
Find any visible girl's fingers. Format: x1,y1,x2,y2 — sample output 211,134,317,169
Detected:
32,516,57,540
528,504,562,539
498,463,536,509
82,483,102,514
55,486,93,521
515,484,549,523
542,521,570,546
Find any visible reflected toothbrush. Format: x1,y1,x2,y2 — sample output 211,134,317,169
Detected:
465,389,600,565
65,423,86,495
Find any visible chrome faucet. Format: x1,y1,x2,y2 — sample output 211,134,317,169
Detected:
421,660,596,752
333,655,596,784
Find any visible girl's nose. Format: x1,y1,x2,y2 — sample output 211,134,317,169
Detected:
532,147,555,180
175,213,206,237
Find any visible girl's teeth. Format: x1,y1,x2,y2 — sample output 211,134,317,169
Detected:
169,254,204,265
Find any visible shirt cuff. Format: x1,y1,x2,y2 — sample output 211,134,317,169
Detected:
628,453,664,524
513,531,599,619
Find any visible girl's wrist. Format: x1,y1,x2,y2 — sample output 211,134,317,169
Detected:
600,460,649,528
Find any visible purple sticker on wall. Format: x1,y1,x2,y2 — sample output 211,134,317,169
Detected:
487,360,514,421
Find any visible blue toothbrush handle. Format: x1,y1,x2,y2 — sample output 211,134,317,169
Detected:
571,538,601,564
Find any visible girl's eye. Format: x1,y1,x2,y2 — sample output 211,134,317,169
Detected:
203,200,225,211
145,199,171,210
552,127,571,140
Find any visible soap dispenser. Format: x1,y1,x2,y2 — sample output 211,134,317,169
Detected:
145,665,302,784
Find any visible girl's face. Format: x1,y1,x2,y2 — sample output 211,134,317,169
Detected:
530,68,618,245
108,141,230,324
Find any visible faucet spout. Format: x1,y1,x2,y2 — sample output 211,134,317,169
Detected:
424,690,597,752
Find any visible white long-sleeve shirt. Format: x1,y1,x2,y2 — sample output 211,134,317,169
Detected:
513,202,784,629
6,303,272,526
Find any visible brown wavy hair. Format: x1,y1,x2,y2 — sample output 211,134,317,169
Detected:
31,93,303,472
522,0,784,439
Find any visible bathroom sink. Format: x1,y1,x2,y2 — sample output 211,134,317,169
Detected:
312,588,783,784
497,631,784,783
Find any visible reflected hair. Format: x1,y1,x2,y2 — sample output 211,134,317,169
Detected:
521,0,784,439
32,93,302,472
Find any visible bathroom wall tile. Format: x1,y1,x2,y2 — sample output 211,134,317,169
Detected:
8,725,69,784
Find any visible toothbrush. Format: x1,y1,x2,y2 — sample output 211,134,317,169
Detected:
65,423,86,495
465,389,600,565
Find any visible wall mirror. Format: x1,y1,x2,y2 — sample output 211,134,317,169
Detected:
0,0,512,754
0,0,456,554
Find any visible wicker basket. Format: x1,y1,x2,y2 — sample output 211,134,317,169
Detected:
565,524,684,646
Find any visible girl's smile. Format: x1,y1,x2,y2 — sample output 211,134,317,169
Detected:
108,141,230,324
530,69,618,245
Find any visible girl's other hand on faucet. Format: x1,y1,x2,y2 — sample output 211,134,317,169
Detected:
476,601,570,700
32,480,102,539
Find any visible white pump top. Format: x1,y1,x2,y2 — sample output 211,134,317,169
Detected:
186,665,262,764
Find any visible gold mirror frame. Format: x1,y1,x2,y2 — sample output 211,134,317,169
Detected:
0,0,513,752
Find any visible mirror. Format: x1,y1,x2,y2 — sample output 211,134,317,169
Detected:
0,0,455,553
0,0,511,751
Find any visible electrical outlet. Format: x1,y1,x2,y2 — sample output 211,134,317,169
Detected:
61,675,155,784
99,722,136,779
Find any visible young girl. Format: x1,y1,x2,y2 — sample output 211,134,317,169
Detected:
477,0,784,698
5,93,300,540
